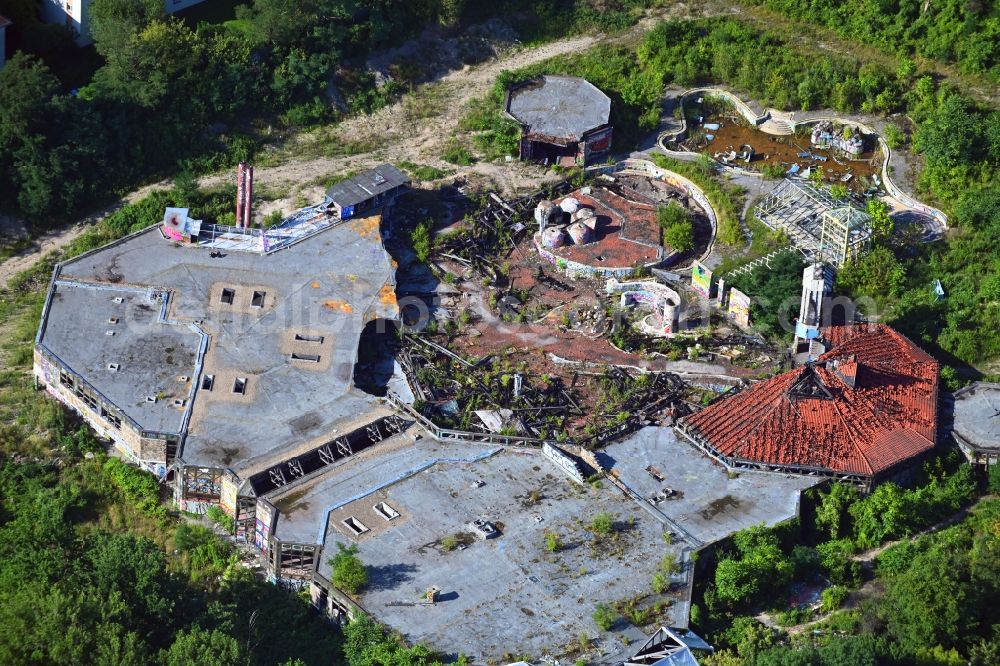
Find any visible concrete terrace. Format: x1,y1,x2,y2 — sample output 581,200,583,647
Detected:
52,215,398,474
272,434,689,661
602,427,816,545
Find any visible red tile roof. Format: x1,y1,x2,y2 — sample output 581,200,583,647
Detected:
681,324,939,476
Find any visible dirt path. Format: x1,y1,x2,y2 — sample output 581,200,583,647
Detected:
756,496,991,635
0,182,170,289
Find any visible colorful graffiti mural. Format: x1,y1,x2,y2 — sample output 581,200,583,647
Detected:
728,288,752,328
691,260,713,297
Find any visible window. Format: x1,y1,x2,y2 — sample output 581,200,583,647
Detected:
220,288,235,305
251,291,266,308
59,370,74,389
80,390,98,411
295,333,324,343
233,377,247,395
291,353,321,363
201,375,215,391
101,407,121,430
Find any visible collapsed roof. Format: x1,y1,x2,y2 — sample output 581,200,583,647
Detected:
679,324,939,478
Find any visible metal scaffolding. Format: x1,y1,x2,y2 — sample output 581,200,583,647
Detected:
819,205,872,267
754,180,871,267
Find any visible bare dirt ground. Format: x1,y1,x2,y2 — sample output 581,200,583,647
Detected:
0,183,170,288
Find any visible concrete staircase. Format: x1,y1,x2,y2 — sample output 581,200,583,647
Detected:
759,118,795,135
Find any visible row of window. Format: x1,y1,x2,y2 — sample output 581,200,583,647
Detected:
59,370,122,430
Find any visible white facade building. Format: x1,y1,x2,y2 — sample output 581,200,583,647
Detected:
41,0,210,46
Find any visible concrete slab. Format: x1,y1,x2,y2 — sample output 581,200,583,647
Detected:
283,440,689,661
602,427,816,545
49,215,399,473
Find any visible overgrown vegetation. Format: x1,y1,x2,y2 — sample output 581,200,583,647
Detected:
740,0,1000,83
726,251,806,341
697,454,991,666
329,543,368,595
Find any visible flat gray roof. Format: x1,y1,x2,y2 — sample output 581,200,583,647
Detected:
39,282,203,434
291,439,686,661
602,427,816,545
506,75,611,142
49,213,398,473
952,382,1000,452
325,164,409,209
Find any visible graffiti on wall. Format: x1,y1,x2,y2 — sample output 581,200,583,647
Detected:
728,288,752,328
692,260,713,297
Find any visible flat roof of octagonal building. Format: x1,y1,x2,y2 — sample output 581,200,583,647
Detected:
38,214,398,475
505,75,611,142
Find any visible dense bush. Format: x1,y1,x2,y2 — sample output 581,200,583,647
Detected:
741,0,1000,82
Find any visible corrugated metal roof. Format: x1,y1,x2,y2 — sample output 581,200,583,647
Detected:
681,324,939,476
325,164,410,208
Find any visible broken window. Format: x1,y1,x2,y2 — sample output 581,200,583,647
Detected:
220,288,235,305
100,407,121,430
201,374,214,391
59,370,74,389
251,291,266,308
233,377,247,395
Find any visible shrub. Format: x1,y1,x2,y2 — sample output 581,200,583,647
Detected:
440,534,459,551
206,505,235,534
409,219,433,262
592,603,617,631
329,543,368,594
821,584,849,612
103,458,160,513
761,163,787,179
442,140,474,165
883,123,905,149
545,532,562,553
590,512,614,537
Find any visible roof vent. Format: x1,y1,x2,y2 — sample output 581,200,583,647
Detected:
105,330,116,336
172,398,186,407
177,375,189,382
112,297,124,304
145,396,157,403
107,363,120,372
108,317,119,324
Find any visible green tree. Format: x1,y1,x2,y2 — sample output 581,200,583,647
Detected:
866,199,893,242
89,0,164,63
837,246,905,304
160,626,244,666
815,483,861,539
658,202,694,253
714,524,793,607
330,542,368,594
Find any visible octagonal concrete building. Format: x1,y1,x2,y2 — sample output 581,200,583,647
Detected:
505,75,613,166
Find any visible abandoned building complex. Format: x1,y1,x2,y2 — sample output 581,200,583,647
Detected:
679,324,939,486
27,73,970,660
506,75,613,166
